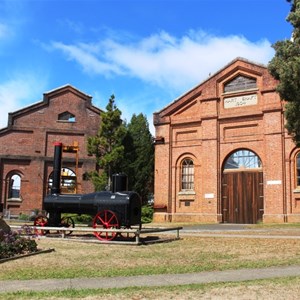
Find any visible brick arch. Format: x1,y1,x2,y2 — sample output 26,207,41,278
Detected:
4,170,24,209
175,153,199,190
289,147,300,190
222,148,263,171
175,152,198,167
221,149,263,224
47,167,77,194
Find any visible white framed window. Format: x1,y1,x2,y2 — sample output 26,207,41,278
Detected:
8,174,21,199
224,149,261,170
296,152,300,188
181,158,194,191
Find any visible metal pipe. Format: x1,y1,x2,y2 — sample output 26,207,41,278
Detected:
51,142,62,195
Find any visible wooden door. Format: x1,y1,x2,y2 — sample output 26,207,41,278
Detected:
222,171,263,224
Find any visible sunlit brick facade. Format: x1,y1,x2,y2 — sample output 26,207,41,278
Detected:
0,85,101,216
153,58,300,224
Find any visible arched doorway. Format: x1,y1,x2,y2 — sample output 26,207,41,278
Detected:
221,149,263,224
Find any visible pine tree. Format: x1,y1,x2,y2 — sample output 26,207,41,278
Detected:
268,0,300,145
87,95,126,190
122,113,154,204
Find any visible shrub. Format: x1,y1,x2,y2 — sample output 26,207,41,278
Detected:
18,213,30,221
61,214,93,224
73,214,93,224
0,229,38,259
141,205,154,223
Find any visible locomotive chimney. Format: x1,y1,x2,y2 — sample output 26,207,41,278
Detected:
51,142,63,195
112,173,128,193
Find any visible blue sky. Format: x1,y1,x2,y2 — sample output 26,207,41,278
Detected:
0,0,293,133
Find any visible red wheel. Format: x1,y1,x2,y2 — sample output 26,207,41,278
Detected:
93,210,119,241
34,215,48,235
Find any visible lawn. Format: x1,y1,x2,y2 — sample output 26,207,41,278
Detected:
1,277,300,300
1,233,300,280
1,224,300,299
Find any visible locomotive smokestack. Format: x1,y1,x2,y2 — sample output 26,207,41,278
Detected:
51,142,63,195
112,173,128,193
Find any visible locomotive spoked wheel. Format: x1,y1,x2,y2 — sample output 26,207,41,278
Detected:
93,210,119,241
34,215,48,235
59,216,75,235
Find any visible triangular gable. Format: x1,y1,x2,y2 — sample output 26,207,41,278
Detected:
1,84,102,131
154,57,269,125
43,84,92,104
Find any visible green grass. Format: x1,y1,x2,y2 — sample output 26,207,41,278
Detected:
1,276,299,300
1,228,300,298
247,222,300,229
1,235,300,280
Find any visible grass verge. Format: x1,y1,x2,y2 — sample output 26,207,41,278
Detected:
0,276,300,299
1,235,300,280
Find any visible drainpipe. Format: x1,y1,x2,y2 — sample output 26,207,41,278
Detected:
169,123,173,222
281,107,287,223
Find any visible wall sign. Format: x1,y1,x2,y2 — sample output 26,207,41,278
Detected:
224,94,257,109
267,180,282,185
204,193,214,199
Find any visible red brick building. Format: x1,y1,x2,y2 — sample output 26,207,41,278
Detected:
153,57,300,224
0,85,101,217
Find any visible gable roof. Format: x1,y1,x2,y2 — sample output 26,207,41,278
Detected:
153,57,269,123
1,84,103,131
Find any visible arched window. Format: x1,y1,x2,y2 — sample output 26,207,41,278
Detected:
8,174,21,199
224,149,262,170
58,111,76,122
296,152,300,188
48,167,77,194
181,158,194,190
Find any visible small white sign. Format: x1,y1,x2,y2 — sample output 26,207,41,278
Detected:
267,180,282,185
224,94,257,109
204,193,214,199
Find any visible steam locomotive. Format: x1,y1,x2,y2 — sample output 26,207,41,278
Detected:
34,142,142,241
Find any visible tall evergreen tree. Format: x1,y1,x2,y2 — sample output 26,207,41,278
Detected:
87,95,126,190
122,113,154,204
268,0,300,145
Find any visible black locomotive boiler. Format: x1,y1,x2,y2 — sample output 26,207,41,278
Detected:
34,142,142,241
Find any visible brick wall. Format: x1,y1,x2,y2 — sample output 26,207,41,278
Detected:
0,85,101,216
153,58,300,224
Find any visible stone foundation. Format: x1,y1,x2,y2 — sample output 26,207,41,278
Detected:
153,212,218,223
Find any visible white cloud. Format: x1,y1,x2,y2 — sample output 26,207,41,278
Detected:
0,74,47,129
51,41,123,76
49,30,275,136
50,30,274,93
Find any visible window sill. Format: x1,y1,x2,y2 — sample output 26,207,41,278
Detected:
293,189,300,193
7,198,22,202
178,190,195,195
56,120,76,123
222,88,258,96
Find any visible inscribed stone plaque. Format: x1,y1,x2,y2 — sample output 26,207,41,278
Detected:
224,94,257,109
